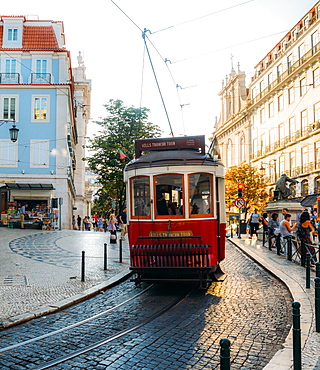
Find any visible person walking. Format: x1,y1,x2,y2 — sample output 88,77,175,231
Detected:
77,215,81,231
108,211,117,243
97,215,104,232
248,208,261,239
72,215,76,230
297,211,317,265
19,203,28,229
119,207,127,240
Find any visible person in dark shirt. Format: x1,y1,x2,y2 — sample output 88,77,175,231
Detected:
119,207,128,240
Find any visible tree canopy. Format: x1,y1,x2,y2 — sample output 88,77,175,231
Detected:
225,163,270,213
84,99,161,215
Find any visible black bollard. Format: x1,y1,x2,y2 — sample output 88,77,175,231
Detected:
104,243,107,271
81,251,85,282
263,230,266,247
119,238,123,263
220,338,230,370
276,234,281,255
292,302,301,370
287,237,292,261
316,277,320,333
316,262,320,278
306,254,310,289
268,233,272,251
301,240,306,267
230,224,233,238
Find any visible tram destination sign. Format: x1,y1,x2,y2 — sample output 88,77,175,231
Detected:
135,135,205,157
234,197,246,208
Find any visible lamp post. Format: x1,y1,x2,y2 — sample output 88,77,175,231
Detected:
259,159,277,182
0,119,19,142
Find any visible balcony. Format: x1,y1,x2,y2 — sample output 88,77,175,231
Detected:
0,73,20,83
31,73,51,84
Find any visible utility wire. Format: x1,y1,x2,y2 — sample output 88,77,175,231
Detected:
151,0,255,34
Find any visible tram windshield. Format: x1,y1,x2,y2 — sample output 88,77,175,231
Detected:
155,174,184,217
189,174,212,216
131,176,151,217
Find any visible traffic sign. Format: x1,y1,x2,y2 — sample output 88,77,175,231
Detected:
234,197,245,208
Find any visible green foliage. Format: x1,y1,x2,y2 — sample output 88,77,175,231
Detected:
225,163,270,213
84,99,161,213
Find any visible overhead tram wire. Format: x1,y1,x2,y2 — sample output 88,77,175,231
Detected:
142,28,174,137
150,0,255,34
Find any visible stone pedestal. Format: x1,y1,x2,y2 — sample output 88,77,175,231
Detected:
265,200,302,222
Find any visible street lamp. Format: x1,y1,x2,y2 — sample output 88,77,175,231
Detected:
259,159,277,181
0,119,19,142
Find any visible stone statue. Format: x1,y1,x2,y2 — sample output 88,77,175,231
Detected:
275,173,298,200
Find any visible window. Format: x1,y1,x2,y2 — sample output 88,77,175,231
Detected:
276,64,282,78
315,141,320,168
267,73,272,85
260,108,265,123
289,151,295,176
5,59,16,78
251,87,256,99
313,68,320,87
268,101,274,118
32,96,49,122
279,155,285,174
131,176,150,218
260,133,265,150
269,128,275,145
0,140,17,167
279,123,285,141
252,138,257,154
288,87,295,104
301,146,309,172
155,174,184,217
278,94,284,111
314,102,320,122
2,97,16,120
259,80,264,93
189,173,212,217
300,78,307,96
301,179,308,196
315,176,320,193
298,43,305,59
311,31,319,51
8,28,18,41
301,109,308,131
287,54,292,69
30,139,49,168
289,117,295,139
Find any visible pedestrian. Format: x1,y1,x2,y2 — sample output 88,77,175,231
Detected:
248,208,261,239
77,215,81,231
260,212,269,242
92,213,98,231
108,211,117,243
97,215,103,232
119,207,127,240
72,215,76,230
19,203,28,229
297,211,317,265
280,213,296,254
83,216,89,231
268,213,280,248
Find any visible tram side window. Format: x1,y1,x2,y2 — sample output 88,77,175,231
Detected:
189,174,212,216
155,174,184,217
131,176,151,217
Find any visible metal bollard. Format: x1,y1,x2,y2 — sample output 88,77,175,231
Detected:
263,230,266,247
230,224,233,238
316,262,320,278
292,302,301,370
300,240,306,267
104,243,108,270
316,277,320,332
287,237,292,261
276,234,281,255
119,238,123,263
306,254,310,289
81,251,85,282
220,338,230,370
268,234,272,251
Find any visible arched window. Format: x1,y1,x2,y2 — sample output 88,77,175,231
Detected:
315,176,320,193
227,139,232,167
290,183,297,198
301,179,308,196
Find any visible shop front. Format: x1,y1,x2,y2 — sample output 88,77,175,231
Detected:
0,183,54,229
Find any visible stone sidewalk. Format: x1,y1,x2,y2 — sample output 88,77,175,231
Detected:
0,228,131,328
229,235,320,370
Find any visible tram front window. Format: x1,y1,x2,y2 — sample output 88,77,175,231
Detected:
131,176,150,217
189,174,212,216
155,174,183,216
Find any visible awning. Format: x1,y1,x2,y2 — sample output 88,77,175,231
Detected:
301,194,320,207
4,183,54,190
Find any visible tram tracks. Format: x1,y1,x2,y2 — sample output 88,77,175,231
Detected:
0,283,193,369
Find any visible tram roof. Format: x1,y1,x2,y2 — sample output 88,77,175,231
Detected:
124,149,222,171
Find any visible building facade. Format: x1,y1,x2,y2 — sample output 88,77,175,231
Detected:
0,16,91,229
215,1,320,207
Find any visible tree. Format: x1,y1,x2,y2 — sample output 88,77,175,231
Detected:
84,99,161,214
225,163,270,213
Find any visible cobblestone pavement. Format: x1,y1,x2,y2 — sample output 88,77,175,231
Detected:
0,228,130,325
0,242,292,369
231,235,320,370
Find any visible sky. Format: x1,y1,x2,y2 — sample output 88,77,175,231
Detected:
1,0,318,143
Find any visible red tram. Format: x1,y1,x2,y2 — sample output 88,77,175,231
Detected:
124,135,226,288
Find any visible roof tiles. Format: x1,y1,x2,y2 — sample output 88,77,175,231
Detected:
23,26,59,49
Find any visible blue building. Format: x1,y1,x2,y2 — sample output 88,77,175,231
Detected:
0,16,91,229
